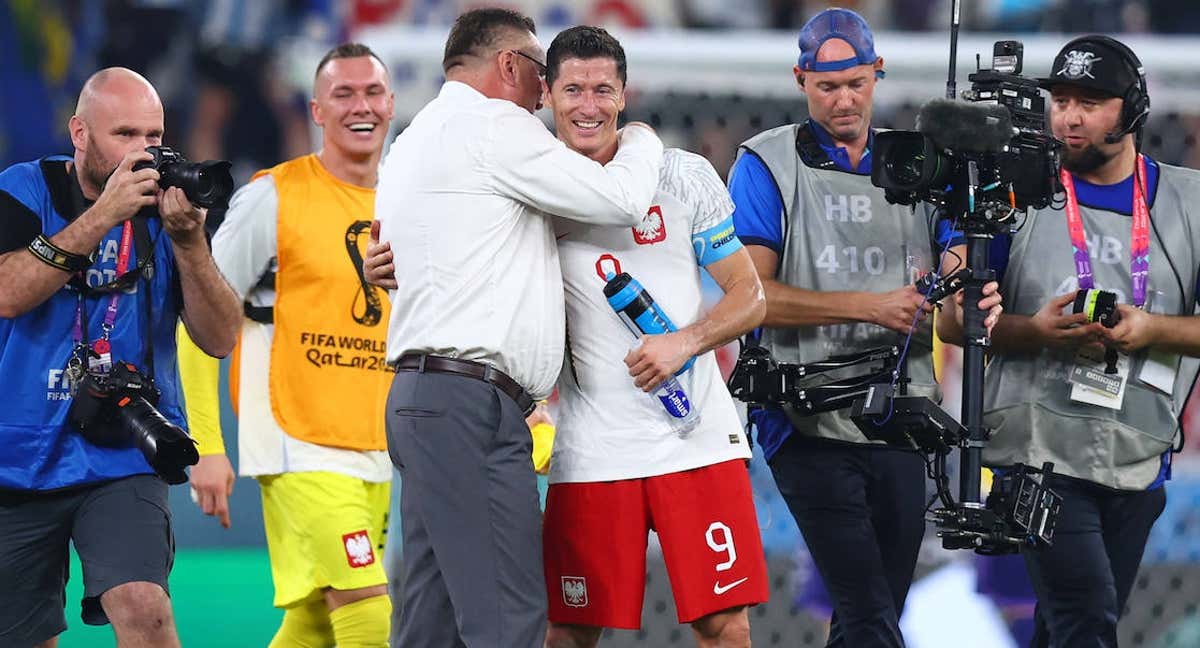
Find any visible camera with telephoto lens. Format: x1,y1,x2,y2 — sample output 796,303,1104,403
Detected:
872,40,1062,215
133,146,233,209
67,361,199,484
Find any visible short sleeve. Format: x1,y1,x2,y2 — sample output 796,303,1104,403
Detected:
728,151,784,253
210,176,279,301
0,164,46,254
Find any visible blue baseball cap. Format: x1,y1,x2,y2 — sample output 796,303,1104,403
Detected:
797,8,884,78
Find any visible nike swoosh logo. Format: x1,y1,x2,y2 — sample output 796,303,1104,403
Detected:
713,577,749,595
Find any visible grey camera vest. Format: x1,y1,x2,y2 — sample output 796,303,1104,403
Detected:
983,161,1200,489
739,124,940,445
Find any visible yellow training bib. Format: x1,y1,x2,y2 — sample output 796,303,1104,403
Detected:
260,155,391,450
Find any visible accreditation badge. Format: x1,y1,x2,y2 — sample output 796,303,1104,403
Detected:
1068,347,1129,410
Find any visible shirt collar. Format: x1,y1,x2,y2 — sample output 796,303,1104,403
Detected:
807,120,874,174
1070,156,1160,215
439,80,486,102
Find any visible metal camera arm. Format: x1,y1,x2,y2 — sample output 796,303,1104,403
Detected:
728,345,902,416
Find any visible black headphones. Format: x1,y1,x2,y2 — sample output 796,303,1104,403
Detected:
1065,35,1150,142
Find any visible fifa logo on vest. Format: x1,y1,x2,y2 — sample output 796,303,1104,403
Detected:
824,195,872,223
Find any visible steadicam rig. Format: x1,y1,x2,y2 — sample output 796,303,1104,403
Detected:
728,345,902,416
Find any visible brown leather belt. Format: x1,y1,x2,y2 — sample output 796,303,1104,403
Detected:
392,354,535,417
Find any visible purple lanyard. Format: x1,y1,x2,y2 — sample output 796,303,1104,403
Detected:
72,221,135,352
1060,154,1151,307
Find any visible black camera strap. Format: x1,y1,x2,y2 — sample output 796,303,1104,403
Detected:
794,120,838,171
61,162,159,382
133,217,156,382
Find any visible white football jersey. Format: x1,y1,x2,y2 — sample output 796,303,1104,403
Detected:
550,149,752,484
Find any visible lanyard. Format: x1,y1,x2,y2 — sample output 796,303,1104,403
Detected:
72,221,135,350
1061,154,1150,307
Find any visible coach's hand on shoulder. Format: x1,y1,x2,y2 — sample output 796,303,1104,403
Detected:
191,453,236,529
870,284,936,335
364,220,397,290
89,150,160,227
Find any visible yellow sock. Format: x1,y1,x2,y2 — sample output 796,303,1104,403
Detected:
268,598,335,648
329,594,392,648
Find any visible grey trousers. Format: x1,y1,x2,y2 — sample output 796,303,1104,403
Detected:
385,369,546,648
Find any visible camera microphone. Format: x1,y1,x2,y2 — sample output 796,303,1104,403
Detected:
916,98,1014,154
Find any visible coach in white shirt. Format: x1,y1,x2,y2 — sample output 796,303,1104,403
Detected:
372,8,663,648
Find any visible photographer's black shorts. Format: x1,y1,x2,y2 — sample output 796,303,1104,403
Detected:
0,474,174,646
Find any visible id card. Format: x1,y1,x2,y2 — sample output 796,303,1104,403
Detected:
1068,348,1129,410
89,338,113,374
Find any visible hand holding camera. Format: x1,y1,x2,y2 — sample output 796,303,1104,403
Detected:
133,145,233,249
1099,302,1160,354
1031,292,1105,350
158,186,206,248
92,150,161,228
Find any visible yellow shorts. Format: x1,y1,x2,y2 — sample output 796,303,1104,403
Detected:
258,471,390,609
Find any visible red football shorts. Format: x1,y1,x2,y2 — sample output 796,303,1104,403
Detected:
543,459,769,628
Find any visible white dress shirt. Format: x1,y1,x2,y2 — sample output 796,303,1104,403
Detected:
376,81,664,399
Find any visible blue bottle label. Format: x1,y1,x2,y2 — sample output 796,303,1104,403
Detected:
657,382,693,418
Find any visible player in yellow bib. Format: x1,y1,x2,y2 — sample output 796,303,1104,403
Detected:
178,43,396,648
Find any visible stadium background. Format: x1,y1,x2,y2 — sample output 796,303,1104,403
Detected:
4,1,1200,646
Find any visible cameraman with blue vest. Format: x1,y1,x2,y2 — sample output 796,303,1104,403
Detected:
0,68,240,647
940,36,1200,647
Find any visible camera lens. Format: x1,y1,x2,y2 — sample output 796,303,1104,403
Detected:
114,395,198,484
158,159,234,209
886,137,943,190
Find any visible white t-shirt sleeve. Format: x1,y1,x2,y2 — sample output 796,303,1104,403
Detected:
672,150,736,235
484,109,663,227
210,175,278,301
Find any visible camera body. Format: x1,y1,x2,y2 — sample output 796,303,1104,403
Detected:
68,361,198,484
872,41,1062,217
133,146,233,209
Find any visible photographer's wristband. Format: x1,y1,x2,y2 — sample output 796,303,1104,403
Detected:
27,234,96,273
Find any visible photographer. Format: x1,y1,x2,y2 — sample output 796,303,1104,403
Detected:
940,36,1200,647
0,68,239,647
728,9,1000,647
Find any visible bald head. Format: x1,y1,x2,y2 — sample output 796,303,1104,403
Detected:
816,38,857,64
75,67,161,122
70,67,165,199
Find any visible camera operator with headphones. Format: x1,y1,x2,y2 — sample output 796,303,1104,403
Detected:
729,8,1002,647
0,68,239,648
941,35,1200,647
